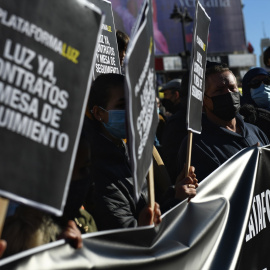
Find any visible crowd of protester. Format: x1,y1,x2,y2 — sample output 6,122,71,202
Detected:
1,34,270,260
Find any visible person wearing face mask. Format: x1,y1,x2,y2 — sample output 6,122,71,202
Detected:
177,63,269,181
240,67,270,140
81,73,198,231
159,79,183,116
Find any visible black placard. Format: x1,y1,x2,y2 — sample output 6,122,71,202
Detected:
0,0,103,215
125,0,158,201
187,1,210,133
89,0,121,77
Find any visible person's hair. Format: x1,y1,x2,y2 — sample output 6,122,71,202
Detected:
205,63,233,91
2,206,61,257
205,63,230,78
263,46,270,67
88,73,125,111
116,30,130,52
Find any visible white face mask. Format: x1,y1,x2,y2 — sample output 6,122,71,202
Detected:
250,84,270,109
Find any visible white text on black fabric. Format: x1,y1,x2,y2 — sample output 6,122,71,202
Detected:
0,39,70,152
246,189,270,242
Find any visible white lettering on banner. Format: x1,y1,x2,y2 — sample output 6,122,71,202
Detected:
135,43,151,97
245,189,270,242
4,39,36,70
196,36,206,52
0,8,80,64
136,38,155,159
0,39,70,152
37,55,56,84
137,68,155,159
178,0,231,8
0,106,69,152
191,45,204,101
101,24,112,32
95,33,119,74
192,85,202,101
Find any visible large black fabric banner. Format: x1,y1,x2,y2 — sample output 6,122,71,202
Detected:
125,0,158,201
0,0,103,215
89,0,121,77
2,145,270,269
187,1,210,133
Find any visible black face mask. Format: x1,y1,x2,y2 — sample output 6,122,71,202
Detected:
208,92,240,121
161,99,174,113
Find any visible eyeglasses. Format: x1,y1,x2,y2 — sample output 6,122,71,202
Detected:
248,77,270,89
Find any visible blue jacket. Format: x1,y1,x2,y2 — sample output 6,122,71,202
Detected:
178,113,270,181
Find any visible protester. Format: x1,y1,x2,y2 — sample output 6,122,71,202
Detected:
116,29,129,67
240,67,270,140
160,72,189,182
178,63,269,181
82,73,198,231
1,205,82,258
159,79,183,115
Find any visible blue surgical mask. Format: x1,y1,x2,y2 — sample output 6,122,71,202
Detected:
250,84,270,109
100,108,126,139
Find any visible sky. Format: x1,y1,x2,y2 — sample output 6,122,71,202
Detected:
242,0,270,66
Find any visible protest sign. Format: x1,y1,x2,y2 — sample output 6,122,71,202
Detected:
2,145,270,270
0,0,103,215
89,0,121,77
125,0,158,202
187,1,210,133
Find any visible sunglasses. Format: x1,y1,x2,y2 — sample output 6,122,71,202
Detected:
248,77,270,89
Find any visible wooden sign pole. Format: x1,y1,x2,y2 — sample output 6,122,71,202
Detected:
0,197,9,237
147,160,155,225
147,161,155,210
185,130,193,177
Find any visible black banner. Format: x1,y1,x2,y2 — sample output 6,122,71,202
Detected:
2,145,270,269
89,0,121,77
0,0,103,215
187,1,210,133
237,147,270,270
124,0,158,201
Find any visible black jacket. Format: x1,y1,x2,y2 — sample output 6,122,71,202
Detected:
240,104,270,141
178,113,269,181
82,117,148,231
